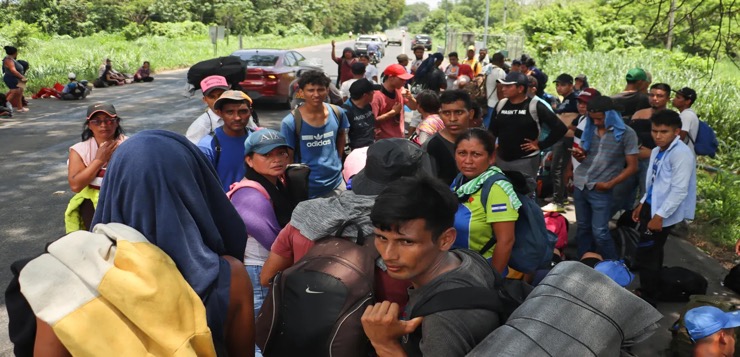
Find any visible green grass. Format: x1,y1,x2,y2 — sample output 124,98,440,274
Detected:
1,33,329,93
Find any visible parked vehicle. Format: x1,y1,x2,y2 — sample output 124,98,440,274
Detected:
385,29,404,46
411,34,432,50
231,49,321,106
353,35,386,57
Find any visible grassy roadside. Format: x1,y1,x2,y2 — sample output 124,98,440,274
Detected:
2,34,331,93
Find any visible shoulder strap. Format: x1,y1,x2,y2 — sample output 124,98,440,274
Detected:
328,104,344,151
212,133,222,168
226,179,271,202
479,173,510,255
409,287,502,319
495,98,508,114
529,98,541,134
291,108,303,163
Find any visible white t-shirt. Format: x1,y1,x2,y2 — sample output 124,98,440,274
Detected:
484,65,506,108
572,115,588,171
680,108,699,152
445,64,459,92
364,65,379,83
340,79,358,100
411,58,424,73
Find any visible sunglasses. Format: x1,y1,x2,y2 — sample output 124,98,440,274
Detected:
88,117,119,126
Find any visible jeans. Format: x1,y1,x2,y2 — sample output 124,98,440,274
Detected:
550,137,573,204
634,202,673,305
575,187,618,260
246,265,270,357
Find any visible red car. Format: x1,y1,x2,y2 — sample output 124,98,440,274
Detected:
232,49,322,106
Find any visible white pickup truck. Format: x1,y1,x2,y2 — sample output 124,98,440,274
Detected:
385,29,404,46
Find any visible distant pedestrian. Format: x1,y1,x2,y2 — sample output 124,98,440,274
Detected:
133,61,154,82
672,87,699,153
611,68,651,121
3,46,28,112
342,78,376,150
60,73,90,100
331,40,357,85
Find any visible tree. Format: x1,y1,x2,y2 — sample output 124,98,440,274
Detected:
400,2,430,26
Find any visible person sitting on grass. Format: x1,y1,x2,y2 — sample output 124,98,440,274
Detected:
134,61,154,83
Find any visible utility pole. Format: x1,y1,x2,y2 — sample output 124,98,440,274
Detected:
666,0,676,50
483,0,490,47
503,0,508,27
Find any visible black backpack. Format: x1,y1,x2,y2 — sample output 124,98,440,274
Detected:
255,223,378,357
187,56,247,90
659,266,708,302
724,264,740,295
403,249,533,357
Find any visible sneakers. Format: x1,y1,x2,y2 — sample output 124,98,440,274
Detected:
541,202,565,213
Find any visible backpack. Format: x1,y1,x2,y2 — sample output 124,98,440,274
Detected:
659,266,708,302
187,56,247,90
724,264,740,295
226,179,269,201
405,249,533,357
290,104,343,163
463,75,489,108
474,172,558,273
689,120,719,157
668,295,740,357
544,212,568,250
255,223,378,357
611,225,640,269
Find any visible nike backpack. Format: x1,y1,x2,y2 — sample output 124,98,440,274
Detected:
255,223,378,357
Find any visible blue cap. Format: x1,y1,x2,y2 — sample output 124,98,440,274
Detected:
594,260,634,287
685,306,740,341
243,129,292,156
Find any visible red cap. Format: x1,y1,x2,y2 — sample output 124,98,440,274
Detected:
576,88,601,103
383,64,413,80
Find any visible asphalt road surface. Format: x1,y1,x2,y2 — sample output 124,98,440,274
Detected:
0,40,736,356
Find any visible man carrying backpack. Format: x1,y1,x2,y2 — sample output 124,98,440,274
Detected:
361,175,500,357
197,90,254,192
490,71,567,194
672,87,699,153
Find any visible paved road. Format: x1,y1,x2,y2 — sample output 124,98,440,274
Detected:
0,39,736,356
0,39,407,355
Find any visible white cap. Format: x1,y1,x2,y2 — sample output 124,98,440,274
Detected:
68,72,76,79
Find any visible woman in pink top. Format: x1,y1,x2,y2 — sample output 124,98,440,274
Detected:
66,103,127,230
411,90,445,145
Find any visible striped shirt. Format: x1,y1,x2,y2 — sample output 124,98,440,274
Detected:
574,126,638,190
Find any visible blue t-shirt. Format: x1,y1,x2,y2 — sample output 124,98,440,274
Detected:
645,150,666,205
197,127,250,192
281,103,350,198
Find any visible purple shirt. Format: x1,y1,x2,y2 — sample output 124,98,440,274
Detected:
231,187,281,250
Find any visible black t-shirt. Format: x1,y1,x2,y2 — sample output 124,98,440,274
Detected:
629,118,656,149
490,98,567,161
424,133,457,185
341,100,376,149
555,92,579,114
414,68,446,92
611,91,650,120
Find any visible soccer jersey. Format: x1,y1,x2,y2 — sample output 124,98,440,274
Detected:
453,184,519,259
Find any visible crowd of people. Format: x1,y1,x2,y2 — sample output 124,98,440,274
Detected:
6,40,725,357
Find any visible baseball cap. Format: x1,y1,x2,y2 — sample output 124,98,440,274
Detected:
575,73,587,81
467,45,475,51
587,95,620,113
576,88,602,103
498,71,529,86
625,68,648,82
214,90,252,110
68,72,76,80
594,260,634,287
243,129,292,156
351,138,433,196
200,75,229,95
553,73,574,84
674,87,697,102
86,102,117,120
383,64,413,80
685,306,740,341
349,78,375,99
